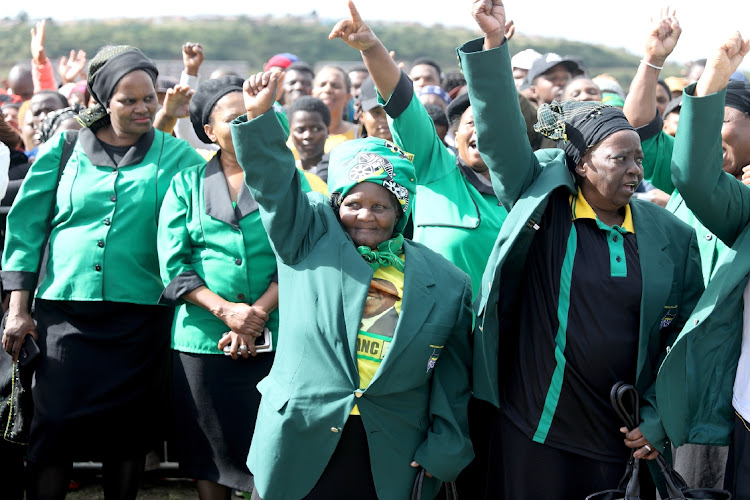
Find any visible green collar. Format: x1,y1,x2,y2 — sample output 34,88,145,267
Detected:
357,234,405,273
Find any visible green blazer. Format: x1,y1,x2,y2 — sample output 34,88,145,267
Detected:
458,38,704,452
659,84,748,447
230,111,474,500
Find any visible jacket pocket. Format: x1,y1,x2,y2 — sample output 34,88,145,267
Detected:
257,375,291,412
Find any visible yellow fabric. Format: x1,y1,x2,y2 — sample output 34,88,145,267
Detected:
301,170,328,196
351,257,404,415
570,188,635,233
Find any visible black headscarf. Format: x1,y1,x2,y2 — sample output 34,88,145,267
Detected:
726,80,750,115
78,46,158,130
189,76,245,143
39,106,82,143
534,100,635,171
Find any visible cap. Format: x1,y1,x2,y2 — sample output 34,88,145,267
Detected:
511,48,542,71
525,53,579,86
358,76,380,112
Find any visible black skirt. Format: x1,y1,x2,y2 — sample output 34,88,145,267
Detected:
27,299,173,464
172,350,274,491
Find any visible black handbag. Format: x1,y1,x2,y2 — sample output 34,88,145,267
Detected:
0,130,78,445
586,382,731,500
411,468,458,500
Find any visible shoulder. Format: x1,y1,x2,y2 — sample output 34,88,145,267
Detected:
156,130,204,160
405,239,471,288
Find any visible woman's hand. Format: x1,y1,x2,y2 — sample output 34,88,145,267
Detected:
30,19,47,65
182,42,204,77
328,1,379,52
696,31,750,97
218,331,258,359
742,165,750,185
243,70,282,120
409,461,433,478
643,7,681,69
162,84,194,119
218,302,269,337
621,426,660,460
2,309,38,363
471,0,507,50
58,50,87,85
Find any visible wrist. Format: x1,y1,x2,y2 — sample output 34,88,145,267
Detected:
185,67,199,77
641,56,666,69
483,31,505,50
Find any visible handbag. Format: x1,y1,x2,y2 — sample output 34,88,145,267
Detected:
586,382,731,500
411,468,458,500
0,130,78,445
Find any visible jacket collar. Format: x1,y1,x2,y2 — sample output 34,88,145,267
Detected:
79,126,155,168
204,153,258,228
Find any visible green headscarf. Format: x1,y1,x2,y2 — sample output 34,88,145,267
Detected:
328,137,416,271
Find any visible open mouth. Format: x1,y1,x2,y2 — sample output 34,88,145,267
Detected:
622,181,638,193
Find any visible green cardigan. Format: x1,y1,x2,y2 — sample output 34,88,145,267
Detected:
659,84,749,447
157,154,280,353
1,127,203,304
231,110,474,500
459,38,704,453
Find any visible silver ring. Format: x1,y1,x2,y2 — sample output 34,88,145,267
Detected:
239,345,248,351
644,444,652,452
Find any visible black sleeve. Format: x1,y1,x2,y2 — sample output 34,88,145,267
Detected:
382,71,416,120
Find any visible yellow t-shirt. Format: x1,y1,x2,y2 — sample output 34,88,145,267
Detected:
351,258,404,415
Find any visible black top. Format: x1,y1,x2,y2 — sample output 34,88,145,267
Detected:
501,189,642,463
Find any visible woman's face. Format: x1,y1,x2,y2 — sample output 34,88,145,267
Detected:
205,91,245,153
562,78,602,102
656,84,671,117
290,110,328,162
107,70,157,140
576,129,644,211
455,105,488,174
313,68,349,116
360,106,392,141
22,110,37,151
721,106,750,178
339,182,399,249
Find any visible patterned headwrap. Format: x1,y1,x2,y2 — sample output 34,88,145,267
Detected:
39,105,83,143
78,45,158,130
328,137,416,235
534,99,635,171
726,80,750,115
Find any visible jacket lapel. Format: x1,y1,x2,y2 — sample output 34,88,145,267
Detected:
369,242,436,386
632,201,673,388
204,154,259,228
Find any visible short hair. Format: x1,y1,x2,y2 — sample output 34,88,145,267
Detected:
33,90,69,109
411,57,442,79
287,62,315,79
348,64,368,75
288,96,331,128
657,79,671,98
442,71,466,94
424,103,448,129
316,66,351,94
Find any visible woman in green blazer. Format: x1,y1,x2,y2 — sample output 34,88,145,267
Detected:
231,71,473,500
460,2,704,498
663,32,750,499
157,76,280,500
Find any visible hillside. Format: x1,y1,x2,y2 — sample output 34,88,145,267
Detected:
0,15,685,88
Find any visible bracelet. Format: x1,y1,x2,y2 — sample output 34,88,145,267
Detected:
640,59,664,70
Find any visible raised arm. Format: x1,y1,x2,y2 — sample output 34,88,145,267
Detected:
624,8,681,128
460,0,542,209
30,20,56,92
231,70,327,264
672,32,750,246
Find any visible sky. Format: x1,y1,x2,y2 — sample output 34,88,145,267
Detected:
16,0,750,70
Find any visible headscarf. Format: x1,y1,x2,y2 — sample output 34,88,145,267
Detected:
418,85,452,105
535,100,635,171
39,106,82,143
78,46,158,130
328,138,416,270
726,80,750,115
190,76,246,143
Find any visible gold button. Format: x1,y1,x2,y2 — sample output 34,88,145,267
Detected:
355,391,363,398
330,427,339,433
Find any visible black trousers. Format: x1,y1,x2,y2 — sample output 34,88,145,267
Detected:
485,410,656,500
725,410,750,500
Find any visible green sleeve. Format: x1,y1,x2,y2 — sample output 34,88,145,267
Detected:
1,133,67,289
413,277,474,481
641,130,675,194
458,38,542,211
380,73,457,185
157,169,206,304
672,85,750,247
231,111,327,265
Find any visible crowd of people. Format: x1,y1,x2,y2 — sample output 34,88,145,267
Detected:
0,0,749,499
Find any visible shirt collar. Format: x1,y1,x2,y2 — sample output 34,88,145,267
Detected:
570,188,634,233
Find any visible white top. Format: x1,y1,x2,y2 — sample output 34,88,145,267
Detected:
174,71,219,152
0,142,10,201
734,279,750,421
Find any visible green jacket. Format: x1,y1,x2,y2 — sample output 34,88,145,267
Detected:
157,154,279,353
381,74,507,298
459,38,704,453
1,128,203,304
659,84,747,447
231,111,474,500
